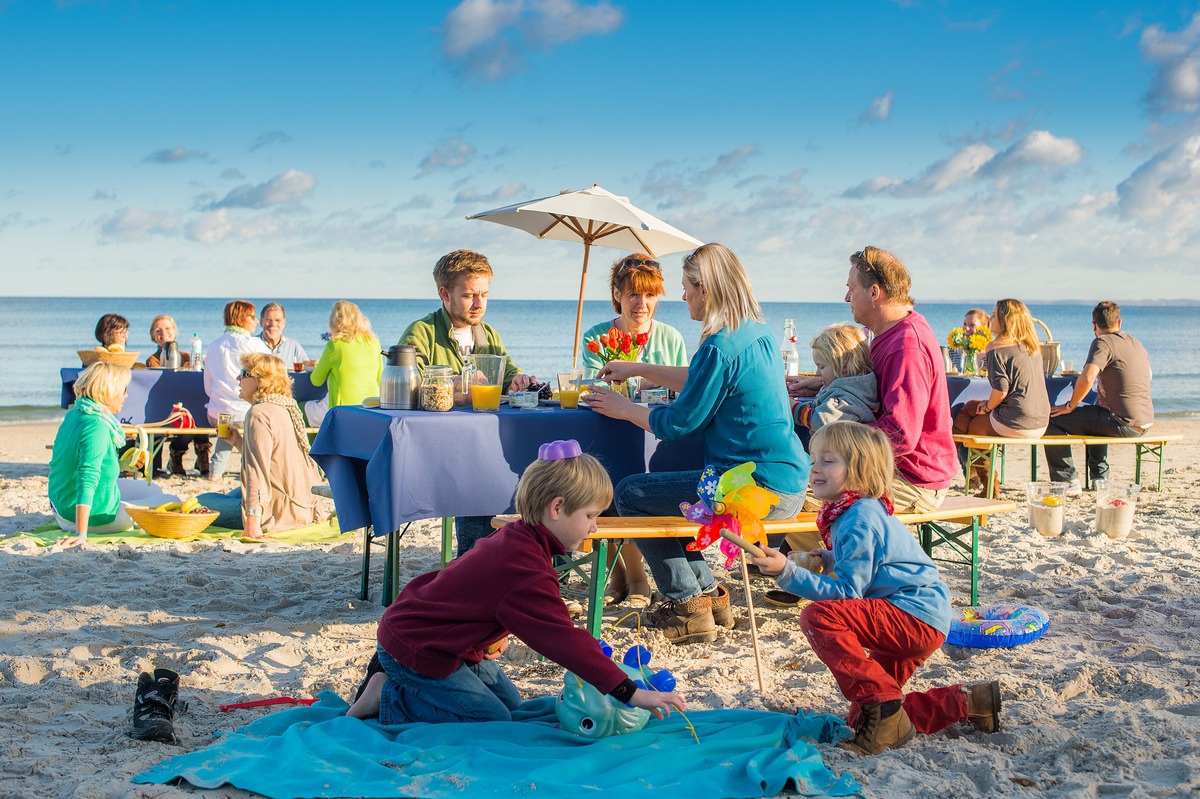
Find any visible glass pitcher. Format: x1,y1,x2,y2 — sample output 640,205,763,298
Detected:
465,354,507,412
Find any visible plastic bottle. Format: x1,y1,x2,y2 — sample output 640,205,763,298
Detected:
190,333,203,371
781,318,800,377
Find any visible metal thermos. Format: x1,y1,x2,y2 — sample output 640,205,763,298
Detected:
380,345,422,410
163,341,181,370
939,345,953,375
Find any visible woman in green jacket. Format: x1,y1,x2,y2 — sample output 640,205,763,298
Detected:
306,300,383,426
49,362,175,546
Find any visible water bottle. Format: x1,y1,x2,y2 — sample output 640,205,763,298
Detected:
781,318,800,377
190,333,203,371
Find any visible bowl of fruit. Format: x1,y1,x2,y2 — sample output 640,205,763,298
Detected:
126,497,220,539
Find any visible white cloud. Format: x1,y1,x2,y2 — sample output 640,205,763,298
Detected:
209,169,316,210
99,208,180,241
145,146,209,164
220,167,244,180
981,130,1085,186
641,146,759,209
1116,134,1200,226
90,189,116,201
702,145,759,182
844,131,1081,198
441,0,623,80
185,209,294,245
1141,13,1200,115
858,91,894,124
249,130,293,151
453,181,529,205
418,137,477,176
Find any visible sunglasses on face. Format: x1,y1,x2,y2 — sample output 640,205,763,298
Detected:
238,370,252,380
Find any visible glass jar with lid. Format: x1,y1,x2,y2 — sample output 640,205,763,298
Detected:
419,365,456,412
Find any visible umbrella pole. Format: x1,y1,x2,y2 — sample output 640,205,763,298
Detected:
572,241,591,368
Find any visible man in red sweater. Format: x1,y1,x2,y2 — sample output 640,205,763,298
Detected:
846,246,956,511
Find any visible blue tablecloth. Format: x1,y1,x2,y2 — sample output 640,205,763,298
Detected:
947,375,1088,410
60,367,327,426
310,405,704,533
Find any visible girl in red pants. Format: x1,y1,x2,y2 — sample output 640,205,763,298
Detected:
752,422,1000,755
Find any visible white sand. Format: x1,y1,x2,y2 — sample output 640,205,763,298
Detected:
2,421,1200,797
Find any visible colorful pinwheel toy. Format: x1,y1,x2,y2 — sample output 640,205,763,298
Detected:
680,463,779,569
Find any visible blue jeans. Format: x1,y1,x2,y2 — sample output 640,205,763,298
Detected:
615,470,804,603
1043,405,1143,483
375,645,522,725
197,487,243,529
209,435,235,478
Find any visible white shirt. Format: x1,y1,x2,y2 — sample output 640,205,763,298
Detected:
203,331,270,421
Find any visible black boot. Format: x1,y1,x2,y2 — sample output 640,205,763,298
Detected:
131,668,180,744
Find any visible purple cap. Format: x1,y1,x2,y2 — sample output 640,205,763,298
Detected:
538,439,583,461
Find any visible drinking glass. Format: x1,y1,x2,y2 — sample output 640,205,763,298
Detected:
1061,359,1075,374
216,413,233,438
557,370,585,409
468,354,507,412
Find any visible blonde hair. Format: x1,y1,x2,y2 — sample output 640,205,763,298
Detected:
811,323,873,380
809,422,895,502
74,362,132,408
328,300,377,343
515,453,613,524
224,300,257,329
992,299,1040,356
148,315,177,339
240,353,292,401
433,249,493,292
609,253,665,314
681,243,763,339
849,246,912,306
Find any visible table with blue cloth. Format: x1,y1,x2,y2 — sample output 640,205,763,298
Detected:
60,367,327,425
309,404,704,602
947,374,1084,411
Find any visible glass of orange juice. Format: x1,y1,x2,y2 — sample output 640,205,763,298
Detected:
468,354,507,413
217,412,233,438
557,370,584,409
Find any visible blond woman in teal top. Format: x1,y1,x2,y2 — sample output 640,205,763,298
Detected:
578,253,689,609
306,301,383,426
49,362,176,546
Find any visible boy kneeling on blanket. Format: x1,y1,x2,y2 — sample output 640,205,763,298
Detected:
348,439,686,725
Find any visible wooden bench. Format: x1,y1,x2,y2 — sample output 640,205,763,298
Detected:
493,495,1016,637
955,434,1181,498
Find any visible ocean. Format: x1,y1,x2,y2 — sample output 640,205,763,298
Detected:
5,297,1197,424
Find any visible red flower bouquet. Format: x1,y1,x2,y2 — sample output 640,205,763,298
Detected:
586,326,648,364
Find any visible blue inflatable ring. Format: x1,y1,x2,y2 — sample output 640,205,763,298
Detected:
946,605,1050,649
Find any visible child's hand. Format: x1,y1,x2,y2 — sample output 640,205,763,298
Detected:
482,637,509,660
629,688,686,719
750,545,788,576
789,548,827,574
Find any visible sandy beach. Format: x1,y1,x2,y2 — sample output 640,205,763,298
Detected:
2,420,1199,798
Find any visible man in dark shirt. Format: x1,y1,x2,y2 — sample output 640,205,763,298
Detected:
1043,301,1154,493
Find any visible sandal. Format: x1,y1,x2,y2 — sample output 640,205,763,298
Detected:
626,580,652,609
603,584,629,606
764,590,806,608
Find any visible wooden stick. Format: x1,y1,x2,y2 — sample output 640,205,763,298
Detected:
738,550,766,692
719,528,765,558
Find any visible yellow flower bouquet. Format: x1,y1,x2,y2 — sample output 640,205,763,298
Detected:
947,327,993,374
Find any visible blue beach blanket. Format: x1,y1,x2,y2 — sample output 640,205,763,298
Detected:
135,692,861,799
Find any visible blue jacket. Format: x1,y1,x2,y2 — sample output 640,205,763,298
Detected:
647,321,808,496
776,498,951,634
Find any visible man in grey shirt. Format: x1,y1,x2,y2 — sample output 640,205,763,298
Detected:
1043,301,1154,492
257,302,310,368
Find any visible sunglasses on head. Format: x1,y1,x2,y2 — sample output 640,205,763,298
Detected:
852,246,878,273
617,258,660,276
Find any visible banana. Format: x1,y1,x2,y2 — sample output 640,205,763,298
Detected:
156,501,182,512
180,497,200,514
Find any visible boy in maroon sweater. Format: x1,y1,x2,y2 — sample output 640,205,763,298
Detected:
348,439,686,725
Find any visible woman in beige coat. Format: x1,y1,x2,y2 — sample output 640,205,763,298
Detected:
199,353,322,537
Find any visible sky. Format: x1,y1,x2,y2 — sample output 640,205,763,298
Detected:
3,0,1200,303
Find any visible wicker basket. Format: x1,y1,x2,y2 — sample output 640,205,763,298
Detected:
126,505,220,539
78,349,141,368
1033,319,1060,377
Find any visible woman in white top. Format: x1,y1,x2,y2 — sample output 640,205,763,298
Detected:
203,300,269,478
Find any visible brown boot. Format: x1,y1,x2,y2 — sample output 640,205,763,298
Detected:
839,700,915,756
707,584,734,629
169,448,187,476
965,681,1002,733
646,594,717,645
194,439,211,476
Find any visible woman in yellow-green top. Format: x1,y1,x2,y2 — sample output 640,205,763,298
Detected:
305,300,383,427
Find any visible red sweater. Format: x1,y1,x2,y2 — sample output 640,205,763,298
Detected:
869,311,956,489
377,519,630,696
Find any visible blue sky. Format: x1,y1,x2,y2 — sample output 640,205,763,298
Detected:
3,0,1200,302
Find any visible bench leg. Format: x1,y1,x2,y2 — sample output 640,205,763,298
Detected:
1135,442,1167,491
917,518,980,606
586,540,612,639
359,527,372,601
1031,444,1039,483
440,517,454,566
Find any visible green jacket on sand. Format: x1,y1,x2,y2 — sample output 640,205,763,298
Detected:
48,407,121,525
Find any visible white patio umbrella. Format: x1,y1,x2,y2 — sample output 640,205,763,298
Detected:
467,184,703,367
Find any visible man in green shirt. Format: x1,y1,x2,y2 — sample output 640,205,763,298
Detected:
399,249,538,553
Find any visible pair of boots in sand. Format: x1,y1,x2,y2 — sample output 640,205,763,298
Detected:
840,681,1002,756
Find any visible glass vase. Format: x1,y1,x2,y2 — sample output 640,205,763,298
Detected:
962,350,979,376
